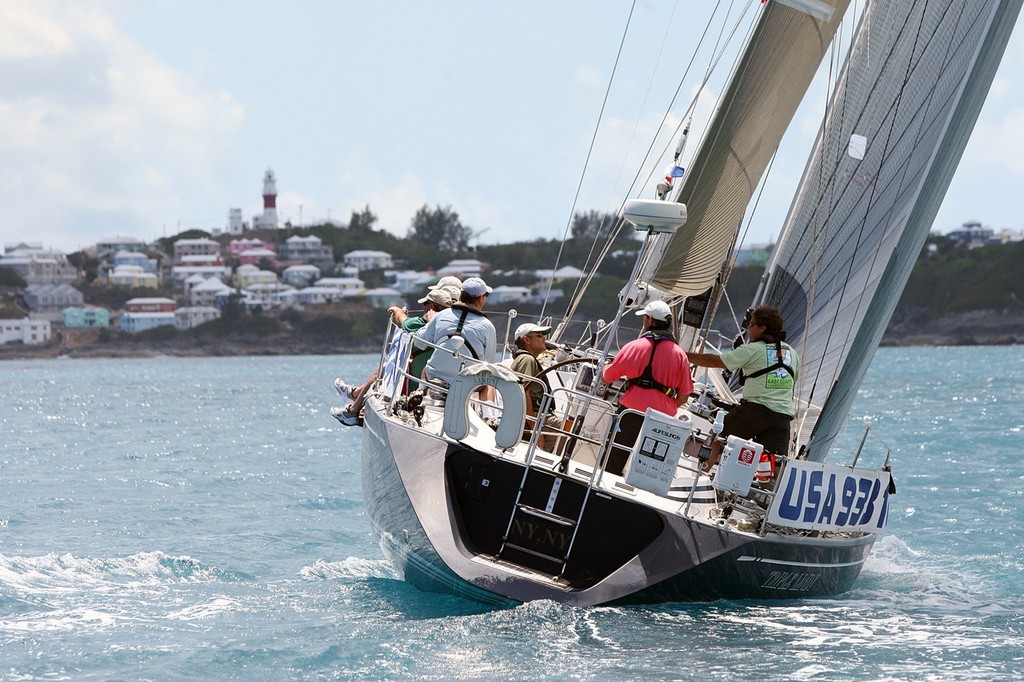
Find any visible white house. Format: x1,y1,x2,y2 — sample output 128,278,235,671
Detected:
279,235,333,264
360,287,405,309
534,266,586,281
343,249,393,271
437,258,485,277
22,284,84,317
175,306,221,329
245,282,294,305
190,277,233,307
0,318,51,345
387,270,434,295
170,264,231,282
121,312,176,334
108,265,159,288
173,238,221,262
279,286,345,307
234,265,279,288
489,285,532,305
94,236,146,259
315,277,364,293
281,264,321,287
112,249,158,273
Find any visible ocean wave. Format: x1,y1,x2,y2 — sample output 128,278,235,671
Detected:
298,557,395,581
0,550,238,595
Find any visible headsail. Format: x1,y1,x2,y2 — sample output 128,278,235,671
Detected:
759,0,1023,461
649,0,852,298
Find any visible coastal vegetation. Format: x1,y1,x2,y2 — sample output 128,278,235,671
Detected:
2,211,1023,359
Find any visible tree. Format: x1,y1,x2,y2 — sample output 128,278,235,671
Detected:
348,205,378,232
0,266,27,288
571,210,619,241
408,204,473,252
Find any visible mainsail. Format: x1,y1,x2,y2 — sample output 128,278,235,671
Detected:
649,0,852,298
759,0,1022,461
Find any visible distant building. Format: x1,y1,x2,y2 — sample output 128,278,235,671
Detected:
280,285,345,306
108,265,159,288
734,242,774,266
112,250,158,273
0,245,78,285
437,259,485,278
387,270,434,295
314,277,364,293
947,220,995,248
343,250,393,271
226,208,246,235
121,312,176,334
281,264,321,287
360,287,405,309
0,318,51,345
22,284,84,317
189,277,233,307
124,297,176,313
227,238,272,256
279,235,333,267
234,265,279,288
95,236,147,259
533,266,585,281
62,306,110,328
170,264,230,283
489,285,532,305
993,228,1024,243
252,169,278,230
175,306,221,329
173,238,221,262
237,247,278,267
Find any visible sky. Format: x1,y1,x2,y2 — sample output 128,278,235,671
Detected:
3,0,1024,256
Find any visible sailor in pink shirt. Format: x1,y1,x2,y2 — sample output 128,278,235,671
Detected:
601,300,693,474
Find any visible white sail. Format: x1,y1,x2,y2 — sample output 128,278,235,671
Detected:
759,0,1023,461
650,0,852,298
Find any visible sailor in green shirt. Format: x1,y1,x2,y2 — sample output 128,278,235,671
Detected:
688,305,799,458
389,287,453,390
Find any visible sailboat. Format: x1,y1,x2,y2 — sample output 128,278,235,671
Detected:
345,0,1021,606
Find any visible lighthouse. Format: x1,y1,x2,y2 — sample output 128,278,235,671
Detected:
256,168,278,229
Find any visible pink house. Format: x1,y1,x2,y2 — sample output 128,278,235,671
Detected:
228,238,275,256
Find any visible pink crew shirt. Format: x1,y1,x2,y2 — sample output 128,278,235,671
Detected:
602,335,694,415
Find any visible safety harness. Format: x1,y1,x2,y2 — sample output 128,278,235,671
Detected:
744,338,796,381
444,305,482,359
625,333,679,399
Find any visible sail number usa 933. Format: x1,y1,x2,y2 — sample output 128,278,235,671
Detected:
766,460,891,533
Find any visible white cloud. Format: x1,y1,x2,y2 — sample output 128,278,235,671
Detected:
0,2,244,249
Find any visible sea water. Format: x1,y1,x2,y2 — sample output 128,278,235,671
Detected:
0,348,1021,681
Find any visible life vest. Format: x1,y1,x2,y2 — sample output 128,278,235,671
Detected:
625,333,679,399
741,338,797,383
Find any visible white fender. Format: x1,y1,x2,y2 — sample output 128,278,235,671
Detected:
443,362,526,449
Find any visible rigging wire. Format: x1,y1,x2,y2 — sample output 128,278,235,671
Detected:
541,0,638,322
560,1,756,328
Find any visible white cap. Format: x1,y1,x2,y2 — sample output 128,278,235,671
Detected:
461,277,493,297
514,323,553,342
635,300,672,322
429,275,463,291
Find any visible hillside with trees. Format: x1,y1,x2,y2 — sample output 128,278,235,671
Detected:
3,205,1023,360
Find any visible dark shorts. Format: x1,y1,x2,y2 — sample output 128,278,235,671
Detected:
721,400,792,456
608,410,645,475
